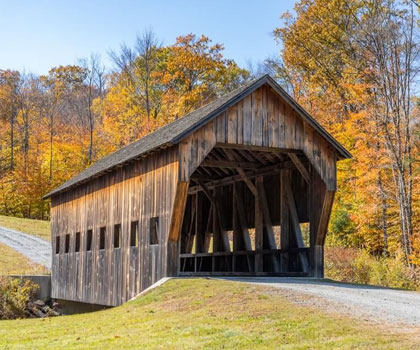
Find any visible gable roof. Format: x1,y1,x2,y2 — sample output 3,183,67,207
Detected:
44,74,351,199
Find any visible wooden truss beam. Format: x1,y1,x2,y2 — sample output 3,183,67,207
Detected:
168,181,189,242
223,149,258,196
233,184,253,272
201,160,258,170
316,190,335,246
233,183,253,252
188,162,299,194
237,168,257,196
256,179,280,273
215,142,301,154
255,177,264,272
288,153,310,184
225,145,279,272
203,205,213,253
196,178,216,206
222,148,258,196
197,179,231,253
185,198,196,254
282,174,310,272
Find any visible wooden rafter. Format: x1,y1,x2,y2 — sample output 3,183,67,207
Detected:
245,150,267,166
261,152,276,163
206,153,231,176
237,149,256,162
273,152,284,162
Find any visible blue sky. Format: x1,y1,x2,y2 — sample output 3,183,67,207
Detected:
0,0,296,75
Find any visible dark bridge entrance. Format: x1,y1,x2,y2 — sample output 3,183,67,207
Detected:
178,144,317,277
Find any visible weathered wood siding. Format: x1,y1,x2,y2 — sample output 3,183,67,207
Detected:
50,82,340,305
50,147,179,306
179,85,337,190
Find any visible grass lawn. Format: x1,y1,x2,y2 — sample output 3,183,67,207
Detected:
0,278,418,349
0,243,49,275
0,215,50,241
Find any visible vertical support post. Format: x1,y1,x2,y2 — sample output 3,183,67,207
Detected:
198,180,230,253
280,169,290,272
313,245,324,278
234,183,253,252
255,176,264,272
185,197,196,254
211,200,219,271
309,169,334,278
180,197,191,254
234,183,253,272
195,192,203,253
283,171,309,272
212,190,219,253
203,205,212,253
232,185,242,252
194,255,197,273
256,178,280,273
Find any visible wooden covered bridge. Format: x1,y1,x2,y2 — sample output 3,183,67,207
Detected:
44,75,351,306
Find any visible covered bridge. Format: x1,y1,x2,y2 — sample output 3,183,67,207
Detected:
44,75,351,306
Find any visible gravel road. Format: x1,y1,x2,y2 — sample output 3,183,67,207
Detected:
223,277,420,326
0,226,51,269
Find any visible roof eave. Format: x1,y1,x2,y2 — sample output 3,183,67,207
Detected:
42,141,174,199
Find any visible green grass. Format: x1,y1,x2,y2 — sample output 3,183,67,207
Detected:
0,243,49,275
0,278,417,349
0,215,50,241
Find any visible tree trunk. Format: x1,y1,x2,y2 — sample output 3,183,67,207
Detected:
377,172,388,256
49,113,53,181
9,108,15,171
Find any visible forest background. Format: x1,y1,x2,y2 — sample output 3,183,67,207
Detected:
1,0,419,287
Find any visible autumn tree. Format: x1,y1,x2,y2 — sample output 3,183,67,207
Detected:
72,55,107,164
0,70,22,171
273,0,420,263
40,65,85,179
101,33,249,147
158,34,249,120
110,29,162,125
0,33,249,220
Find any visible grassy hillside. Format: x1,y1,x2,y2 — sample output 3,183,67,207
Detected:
0,243,49,275
0,278,417,349
0,215,50,241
